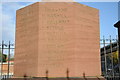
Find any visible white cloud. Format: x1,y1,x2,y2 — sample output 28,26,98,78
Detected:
2,2,32,41
2,2,29,11
0,2,2,42
2,13,15,41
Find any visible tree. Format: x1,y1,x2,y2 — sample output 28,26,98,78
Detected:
107,51,119,65
0,50,7,62
112,51,119,65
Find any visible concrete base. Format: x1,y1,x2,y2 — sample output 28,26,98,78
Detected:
4,77,106,80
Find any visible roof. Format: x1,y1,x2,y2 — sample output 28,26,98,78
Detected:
101,41,118,55
114,21,120,28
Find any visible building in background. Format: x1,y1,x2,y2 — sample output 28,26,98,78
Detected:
101,41,119,76
0,60,14,76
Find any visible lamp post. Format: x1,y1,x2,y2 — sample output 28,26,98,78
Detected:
114,21,120,78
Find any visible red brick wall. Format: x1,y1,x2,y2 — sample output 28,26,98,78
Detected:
15,2,101,77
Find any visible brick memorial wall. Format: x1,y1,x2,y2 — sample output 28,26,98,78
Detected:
14,2,102,78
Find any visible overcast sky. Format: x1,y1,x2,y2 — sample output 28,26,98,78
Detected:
0,0,119,43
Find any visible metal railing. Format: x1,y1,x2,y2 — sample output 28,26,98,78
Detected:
0,75,13,80
100,36,120,80
0,37,120,80
0,41,14,79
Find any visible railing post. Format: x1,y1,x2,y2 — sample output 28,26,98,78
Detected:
103,36,107,76
7,41,11,78
109,36,115,80
1,41,4,77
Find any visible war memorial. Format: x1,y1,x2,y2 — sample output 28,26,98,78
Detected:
14,0,105,80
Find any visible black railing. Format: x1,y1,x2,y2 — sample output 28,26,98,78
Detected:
0,37,120,80
1,75,13,80
0,41,15,79
100,36,120,80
